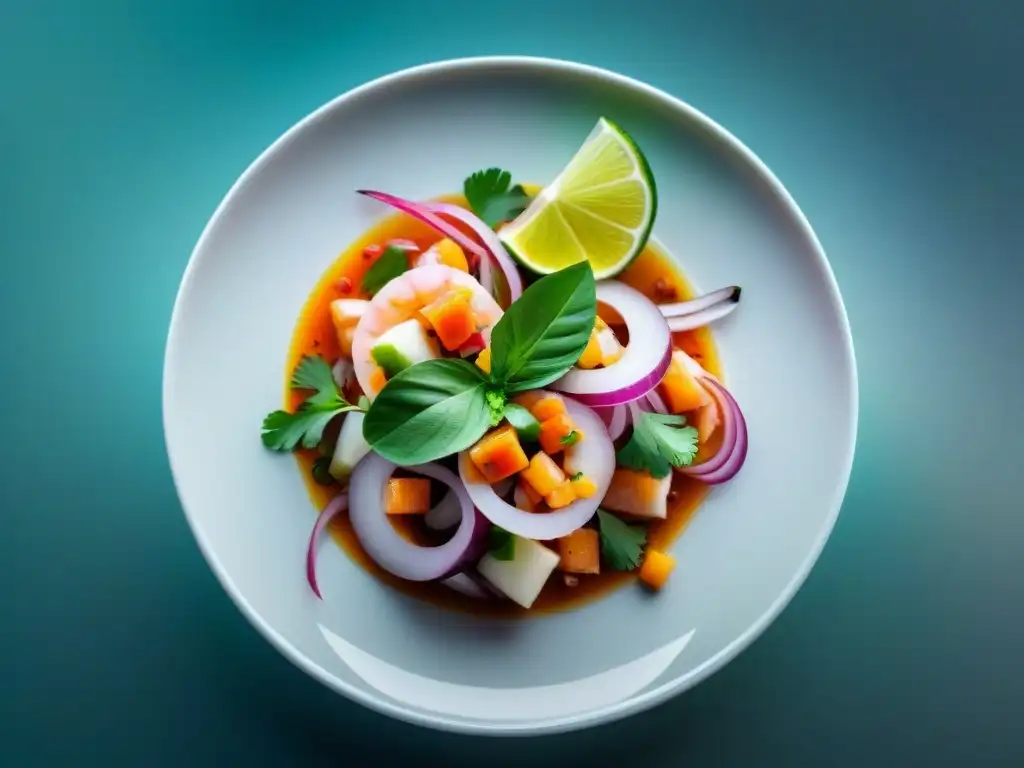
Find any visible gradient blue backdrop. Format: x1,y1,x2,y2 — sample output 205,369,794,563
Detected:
1,1,1021,765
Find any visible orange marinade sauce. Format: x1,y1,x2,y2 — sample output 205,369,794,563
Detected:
284,194,722,618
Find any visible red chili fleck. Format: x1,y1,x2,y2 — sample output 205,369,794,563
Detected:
336,276,353,294
654,278,678,301
363,243,383,260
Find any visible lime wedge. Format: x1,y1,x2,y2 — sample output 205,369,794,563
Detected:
500,118,657,279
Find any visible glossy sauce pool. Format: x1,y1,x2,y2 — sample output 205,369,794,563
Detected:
285,195,722,617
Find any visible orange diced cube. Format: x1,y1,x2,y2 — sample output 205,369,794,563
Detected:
659,350,713,413
434,238,469,272
420,290,476,351
384,478,432,515
468,424,529,483
577,328,604,369
545,479,577,509
369,366,387,392
638,549,676,590
520,452,566,497
530,395,567,422
570,474,598,499
538,413,581,455
557,528,600,574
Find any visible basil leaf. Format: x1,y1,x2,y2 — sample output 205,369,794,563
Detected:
503,403,540,441
488,261,597,392
362,358,492,465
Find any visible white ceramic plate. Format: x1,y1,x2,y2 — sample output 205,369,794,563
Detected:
163,57,857,736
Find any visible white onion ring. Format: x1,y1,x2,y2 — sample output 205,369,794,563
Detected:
458,395,615,540
552,281,672,408
679,377,748,484
658,286,741,318
667,300,740,332
349,456,489,580
306,493,348,599
430,202,524,304
423,491,461,531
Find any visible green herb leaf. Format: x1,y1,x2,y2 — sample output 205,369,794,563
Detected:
503,403,541,441
487,526,516,561
570,471,584,481
261,355,362,451
616,412,700,478
311,456,335,485
560,430,580,447
361,245,409,296
597,509,647,571
488,261,597,392
362,358,492,464
464,168,531,228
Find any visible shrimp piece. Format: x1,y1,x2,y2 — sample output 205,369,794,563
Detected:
351,265,503,400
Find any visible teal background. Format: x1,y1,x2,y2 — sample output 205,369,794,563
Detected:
2,0,1021,765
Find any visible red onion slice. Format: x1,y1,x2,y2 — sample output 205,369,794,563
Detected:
458,395,615,540
423,491,460,531
357,190,488,260
598,404,629,441
349,456,489,580
680,377,748,484
306,493,349,599
551,281,673,408
666,300,740,332
430,202,524,304
658,286,741,318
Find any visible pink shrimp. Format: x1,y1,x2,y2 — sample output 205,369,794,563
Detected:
351,265,503,401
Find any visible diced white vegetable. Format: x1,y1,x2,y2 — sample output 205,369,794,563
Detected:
370,318,440,376
601,469,672,520
477,536,559,609
330,299,368,331
329,410,371,481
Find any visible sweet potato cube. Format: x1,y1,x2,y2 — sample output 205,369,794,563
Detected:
384,478,432,515
538,413,580,455
468,424,529,483
639,549,676,590
545,479,577,509
558,528,600,574
530,395,567,422
520,452,565,497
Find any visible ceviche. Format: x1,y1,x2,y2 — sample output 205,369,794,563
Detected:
261,118,747,612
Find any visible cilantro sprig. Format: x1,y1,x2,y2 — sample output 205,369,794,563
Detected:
464,168,531,227
616,412,699,478
261,356,364,452
597,510,647,571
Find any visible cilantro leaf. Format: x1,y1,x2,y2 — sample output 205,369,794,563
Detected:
616,412,699,478
261,355,363,452
484,388,507,426
487,526,516,561
464,168,531,228
361,245,409,296
597,510,647,571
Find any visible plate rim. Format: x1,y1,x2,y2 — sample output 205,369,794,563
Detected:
162,54,859,736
